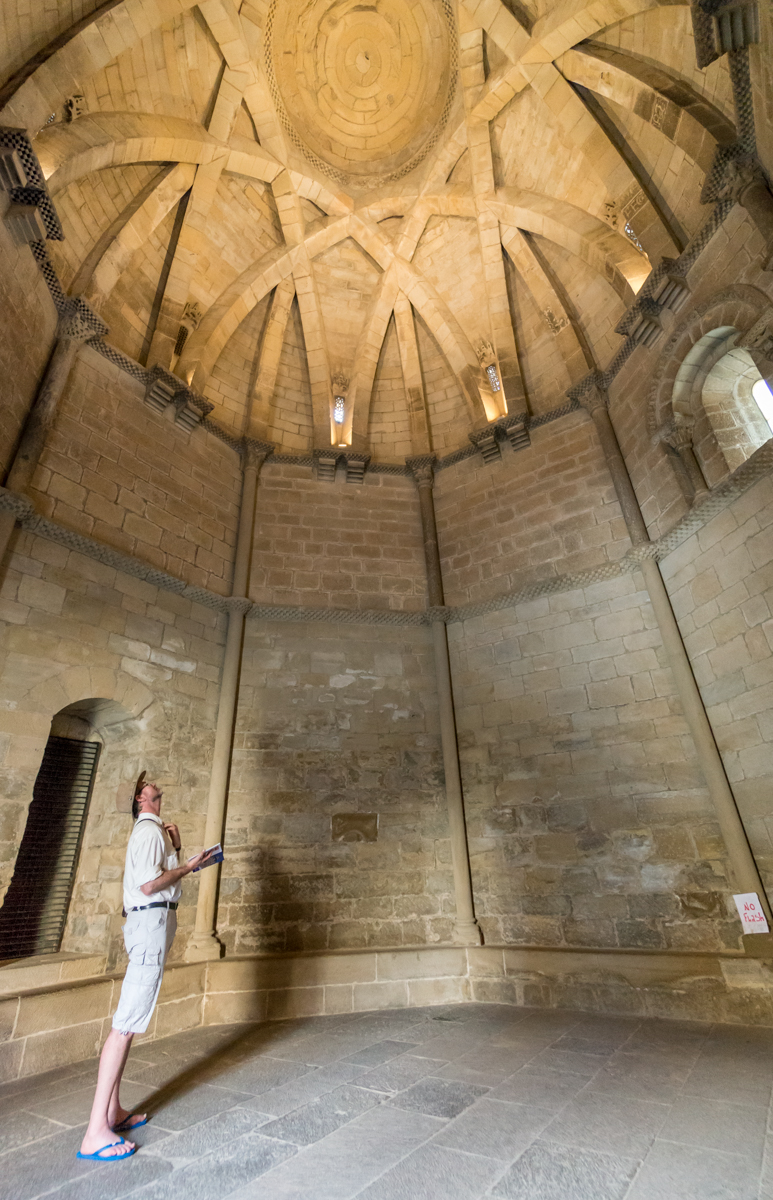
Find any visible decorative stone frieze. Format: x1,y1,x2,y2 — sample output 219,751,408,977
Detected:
498,412,530,452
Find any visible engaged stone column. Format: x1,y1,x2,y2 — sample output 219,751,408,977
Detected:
0,299,107,567
407,457,482,946
186,442,270,961
582,387,773,933
7,299,107,495
663,424,708,500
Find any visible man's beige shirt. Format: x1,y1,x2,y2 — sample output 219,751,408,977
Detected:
122,813,181,911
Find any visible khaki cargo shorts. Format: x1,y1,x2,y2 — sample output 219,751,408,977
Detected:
112,907,177,1035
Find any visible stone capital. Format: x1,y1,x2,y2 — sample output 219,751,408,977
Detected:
242,438,274,472
58,296,108,343
405,455,436,487
571,374,608,415
663,423,695,451
716,153,767,205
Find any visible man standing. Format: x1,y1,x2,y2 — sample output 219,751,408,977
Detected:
78,778,210,1162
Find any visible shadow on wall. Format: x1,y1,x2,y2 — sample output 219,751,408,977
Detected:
218,814,389,960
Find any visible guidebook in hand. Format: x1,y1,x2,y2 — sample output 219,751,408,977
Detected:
188,844,224,871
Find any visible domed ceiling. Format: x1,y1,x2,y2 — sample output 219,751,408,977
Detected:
1,0,736,460
266,0,457,185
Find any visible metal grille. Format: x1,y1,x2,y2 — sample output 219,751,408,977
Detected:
0,736,100,960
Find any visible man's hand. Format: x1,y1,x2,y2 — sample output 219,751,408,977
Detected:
185,848,212,872
140,848,214,895
163,822,181,851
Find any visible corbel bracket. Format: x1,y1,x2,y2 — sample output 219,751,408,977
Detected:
468,412,531,464
0,127,63,246
313,448,371,484
144,365,214,430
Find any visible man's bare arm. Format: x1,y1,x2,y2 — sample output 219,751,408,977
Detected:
139,850,210,896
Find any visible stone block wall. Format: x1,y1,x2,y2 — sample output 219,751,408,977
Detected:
660,473,773,887
202,296,269,435
434,412,630,606
220,620,454,954
250,464,427,611
448,571,739,954
27,346,243,595
0,525,226,965
368,317,412,463
0,213,59,478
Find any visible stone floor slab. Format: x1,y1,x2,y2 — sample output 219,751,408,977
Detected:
3,1006,772,1200
431,1096,553,1161
388,1076,488,1119
626,1140,761,1200
257,1083,384,1145
541,1089,669,1160
490,1139,638,1200
352,1142,503,1199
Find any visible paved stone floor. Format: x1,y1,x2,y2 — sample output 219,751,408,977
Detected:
2,1003,773,1199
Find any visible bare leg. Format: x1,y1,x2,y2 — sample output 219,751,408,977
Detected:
108,1064,147,1132
80,1029,137,1157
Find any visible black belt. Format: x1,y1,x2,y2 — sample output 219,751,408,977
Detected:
124,901,178,915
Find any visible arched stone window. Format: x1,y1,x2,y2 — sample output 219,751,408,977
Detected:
669,326,773,487
0,697,141,961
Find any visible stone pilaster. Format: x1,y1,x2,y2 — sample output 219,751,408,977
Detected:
186,439,273,962
406,455,482,946
0,298,107,570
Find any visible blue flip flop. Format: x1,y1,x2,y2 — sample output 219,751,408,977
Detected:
113,1115,148,1133
76,1138,136,1162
